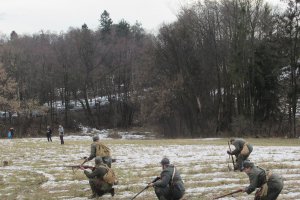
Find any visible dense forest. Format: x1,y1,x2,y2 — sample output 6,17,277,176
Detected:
0,0,299,138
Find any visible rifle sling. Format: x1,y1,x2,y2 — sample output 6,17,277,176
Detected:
170,167,176,185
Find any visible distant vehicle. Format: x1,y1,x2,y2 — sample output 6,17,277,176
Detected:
31,110,43,117
0,111,10,119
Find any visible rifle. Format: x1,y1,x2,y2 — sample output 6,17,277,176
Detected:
213,189,243,199
112,158,119,163
80,157,122,167
64,165,95,173
82,157,121,163
130,177,160,200
228,141,235,170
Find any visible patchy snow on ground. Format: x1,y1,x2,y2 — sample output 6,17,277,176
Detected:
0,134,300,199
78,127,156,140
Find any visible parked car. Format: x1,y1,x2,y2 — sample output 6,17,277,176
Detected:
0,111,10,119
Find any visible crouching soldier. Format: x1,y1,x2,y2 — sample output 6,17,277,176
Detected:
148,157,185,200
227,138,253,171
240,160,284,200
81,157,115,199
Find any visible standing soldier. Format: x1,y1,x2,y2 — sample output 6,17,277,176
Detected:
239,160,284,200
148,157,185,200
46,125,52,142
58,125,64,145
227,138,253,171
81,135,112,167
81,157,115,199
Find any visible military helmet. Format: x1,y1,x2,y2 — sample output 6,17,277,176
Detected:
92,135,99,141
95,157,103,165
242,160,254,170
160,157,170,165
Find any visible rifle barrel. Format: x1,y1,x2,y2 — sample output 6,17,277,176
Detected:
228,141,235,166
213,189,243,199
63,165,94,169
130,177,160,200
130,186,149,200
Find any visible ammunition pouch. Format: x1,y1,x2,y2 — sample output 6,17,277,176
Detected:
255,183,268,199
255,170,272,199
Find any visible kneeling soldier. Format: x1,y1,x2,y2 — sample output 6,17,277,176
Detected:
240,160,284,200
148,157,185,200
82,157,115,199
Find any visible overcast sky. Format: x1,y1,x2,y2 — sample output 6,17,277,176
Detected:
0,0,284,36
0,0,192,35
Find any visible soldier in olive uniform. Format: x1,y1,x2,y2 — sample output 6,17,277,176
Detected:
240,160,284,200
46,126,52,142
81,135,112,167
148,157,185,200
81,157,115,199
227,138,253,171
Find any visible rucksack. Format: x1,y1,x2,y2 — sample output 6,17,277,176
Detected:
95,142,111,157
99,165,117,185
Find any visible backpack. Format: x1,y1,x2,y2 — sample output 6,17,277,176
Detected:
99,165,117,185
95,142,111,157
240,143,250,156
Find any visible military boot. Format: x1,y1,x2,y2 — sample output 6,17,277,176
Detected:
110,188,115,197
88,193,98,199
158,195,168,200
233,164,239,171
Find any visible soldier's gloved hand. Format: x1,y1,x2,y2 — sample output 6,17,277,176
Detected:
227,150,231,155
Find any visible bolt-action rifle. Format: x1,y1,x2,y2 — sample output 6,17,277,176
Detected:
213,189,243,199
81,157,121,163
80,157,121,167
64,165,95,173
130,176,161,200
228,141,235,170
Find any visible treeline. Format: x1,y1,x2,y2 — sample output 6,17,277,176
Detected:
0,0,299,138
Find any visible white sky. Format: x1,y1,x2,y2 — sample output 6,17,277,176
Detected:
0,0,193,35
0,0,284,36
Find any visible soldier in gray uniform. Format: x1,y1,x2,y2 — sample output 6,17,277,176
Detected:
241,160,284,200
81,135,112,167
82,157,115,199
227,138,253,171
148,157,185,200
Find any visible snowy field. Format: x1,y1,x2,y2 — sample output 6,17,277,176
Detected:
1,133,300,200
